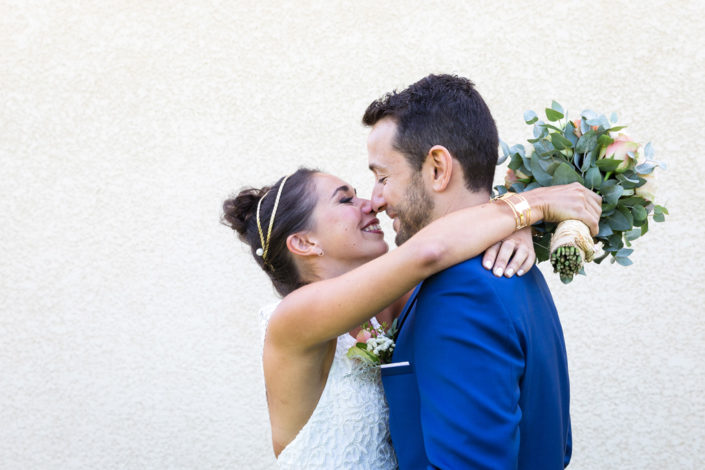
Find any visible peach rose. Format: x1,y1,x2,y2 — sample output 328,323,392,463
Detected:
504,168,530,188
598,134,639,173
635,172,656,202
356,329,372,343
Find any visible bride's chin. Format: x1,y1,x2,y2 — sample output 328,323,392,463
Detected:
368,242,389,259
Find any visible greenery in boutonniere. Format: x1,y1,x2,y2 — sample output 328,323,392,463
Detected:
495,101,668,283
346,318,398,366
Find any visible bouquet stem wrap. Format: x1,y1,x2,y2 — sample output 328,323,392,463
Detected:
549,220,596,283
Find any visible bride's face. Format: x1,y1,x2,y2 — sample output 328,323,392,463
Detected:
307,173,389,266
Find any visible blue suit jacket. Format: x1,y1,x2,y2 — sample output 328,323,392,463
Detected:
382,256,571,469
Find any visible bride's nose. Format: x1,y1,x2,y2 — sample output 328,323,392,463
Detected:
358,198,376,215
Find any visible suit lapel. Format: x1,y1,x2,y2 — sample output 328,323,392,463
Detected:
395,282,423,335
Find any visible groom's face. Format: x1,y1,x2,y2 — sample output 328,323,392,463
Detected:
367,118,434,246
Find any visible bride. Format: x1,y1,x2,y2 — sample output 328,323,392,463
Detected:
222,168,599,468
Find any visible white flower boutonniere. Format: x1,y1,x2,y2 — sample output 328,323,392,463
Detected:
346,318,399,366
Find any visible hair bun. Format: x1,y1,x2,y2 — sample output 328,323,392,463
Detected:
222,186,268,238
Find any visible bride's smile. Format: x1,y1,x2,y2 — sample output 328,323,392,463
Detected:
302,173,389,274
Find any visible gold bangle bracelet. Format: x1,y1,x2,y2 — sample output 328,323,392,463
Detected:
493,192,532,230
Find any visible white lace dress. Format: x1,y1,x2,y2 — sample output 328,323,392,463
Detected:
261,305,397,469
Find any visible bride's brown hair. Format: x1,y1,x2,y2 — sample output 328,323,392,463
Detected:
222,168,319,296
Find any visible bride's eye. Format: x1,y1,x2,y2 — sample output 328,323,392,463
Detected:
340,197,354,204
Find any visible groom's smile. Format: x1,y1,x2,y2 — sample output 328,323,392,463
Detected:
367,118,435,246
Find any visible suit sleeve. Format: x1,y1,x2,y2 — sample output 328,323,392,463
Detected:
412,264,525,469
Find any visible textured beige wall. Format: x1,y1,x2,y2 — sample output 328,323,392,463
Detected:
1,1,703,469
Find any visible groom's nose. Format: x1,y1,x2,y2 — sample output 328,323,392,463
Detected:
371,185,387,213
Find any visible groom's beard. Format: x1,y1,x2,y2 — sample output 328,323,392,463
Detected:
394,173,434,246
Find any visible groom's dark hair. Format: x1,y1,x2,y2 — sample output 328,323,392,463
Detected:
362,74,498,193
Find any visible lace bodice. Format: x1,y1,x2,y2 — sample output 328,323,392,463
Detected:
261,305,397,469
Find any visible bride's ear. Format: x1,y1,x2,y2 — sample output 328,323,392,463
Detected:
286,232,321,257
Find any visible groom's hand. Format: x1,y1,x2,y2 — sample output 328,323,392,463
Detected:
482,227,536,278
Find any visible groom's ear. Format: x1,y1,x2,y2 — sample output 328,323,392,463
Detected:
286,232,320,257
425,145,454,192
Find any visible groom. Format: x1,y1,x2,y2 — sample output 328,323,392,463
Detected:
364,74,572,469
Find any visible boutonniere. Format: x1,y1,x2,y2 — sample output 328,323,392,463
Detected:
346,318,399,366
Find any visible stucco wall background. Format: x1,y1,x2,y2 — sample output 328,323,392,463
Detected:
1,1,703,468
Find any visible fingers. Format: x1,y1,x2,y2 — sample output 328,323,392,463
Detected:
492,240,517,277
482,242,500,272
573,183,602,237
504,246,530,278
517,248,536,277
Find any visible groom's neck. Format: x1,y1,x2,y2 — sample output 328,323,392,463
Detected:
430,188,491,222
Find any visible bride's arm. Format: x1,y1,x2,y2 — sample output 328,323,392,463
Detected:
269,183,600,349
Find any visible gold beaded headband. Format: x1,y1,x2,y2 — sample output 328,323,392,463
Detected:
255,174,290,262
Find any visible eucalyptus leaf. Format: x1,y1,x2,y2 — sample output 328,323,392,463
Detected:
530,155,554,186
573,151,582,170
581,109,598,121
565,126,578,146
580,119,590,135
509,153,522,170
551,133,573,150
585,167,602,189
510,182,526,193
533,140,553,157
500,139,510,157
576,131,598,153
524,110,538,124
532,232,551,262
635,160,666,174
533,121,548,139
615,256,633,266
606,125,627,133
617,247,634,257
631,204,648,224
607,233,624,251
581,149,596,172
654,205,669,215
625,228,642,241
607,210,632,231
619,196,647,207
596,158,621,173
494,185,508,197
617,205,634,227
551,100,564,114
641,221,649,236
597,134,614,148
541,123,565,133
644,142,654,159
616,173,641,189
512,144,526,159
597,221,614,237
552,162,584,185
610,112,618,123
598,115,610,129
545,108,564,122
601,182,624,206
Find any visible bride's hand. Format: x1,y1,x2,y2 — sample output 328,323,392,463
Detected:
525,183,602,236
482,227,536,278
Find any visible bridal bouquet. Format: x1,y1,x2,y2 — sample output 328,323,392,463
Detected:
495,102,668,283
346,319,398,366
